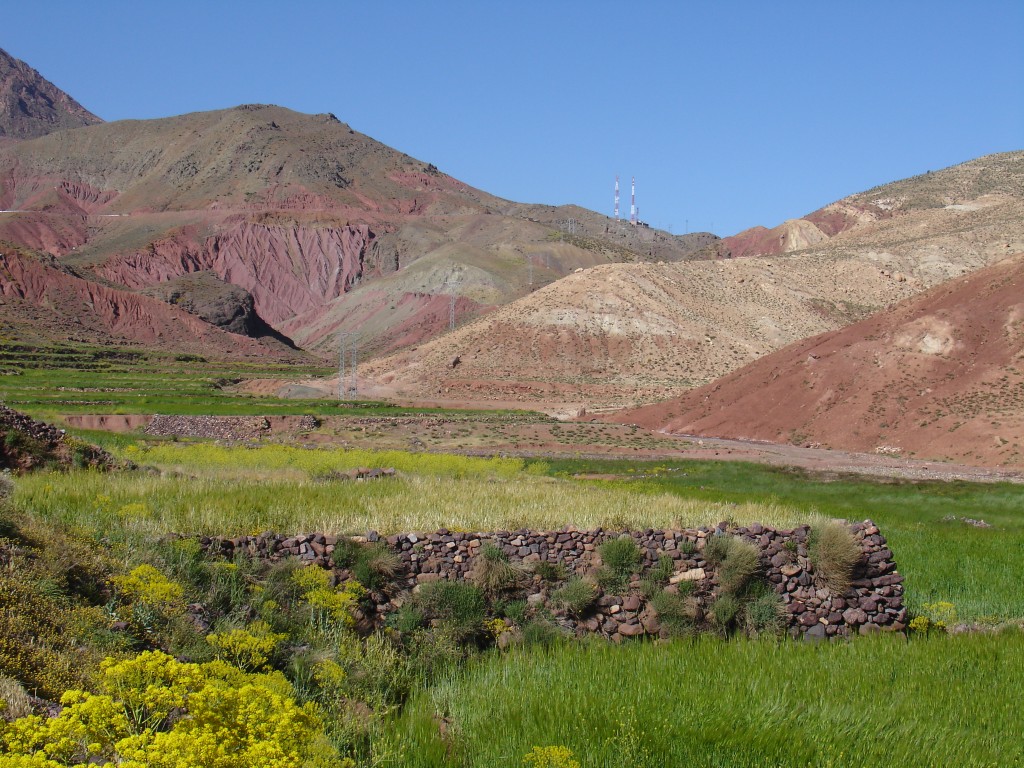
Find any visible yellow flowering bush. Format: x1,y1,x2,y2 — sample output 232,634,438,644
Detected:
292,568,365,627
523,745,581,768
110,566,183,611
0,651,338,768
909,601,958,634
206,621,286,672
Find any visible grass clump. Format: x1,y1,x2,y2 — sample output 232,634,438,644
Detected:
550,577,598,617
411,581,486,642
469,543,524,596
810,521,861,593
648,589,696,638
708,593,741,630
595,535,642,593
532,561,567,583
331,538,403,591
703,532,732,566
742,583,786,637
717,536,761,594
639,554,675,598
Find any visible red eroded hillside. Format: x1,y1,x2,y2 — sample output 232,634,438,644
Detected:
616,254,1024,467
0,246,298,358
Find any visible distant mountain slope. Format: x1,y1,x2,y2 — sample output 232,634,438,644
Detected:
360,152,1024,410
0,48,101,139
0,101,711,359
616,253,1024,468
724,151,1024,261
360,255,917,408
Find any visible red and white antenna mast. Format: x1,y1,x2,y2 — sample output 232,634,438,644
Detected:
614,175,620,220
630,176,637,225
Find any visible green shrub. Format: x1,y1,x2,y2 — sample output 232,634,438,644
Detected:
498,599,529,626
550,577,598,617
332,537,364,569
599,535,642,575
743,584,785,637
595,536,642,593
718,537,761,594
388,604,426,635
470,543,524,596
352,542,403,591
648,554,674,583
709,593,740,630
533,561,568,583
649,590,695,638
703,533,731,566
522,619,563,648
412,581,486,641
810,522,861,593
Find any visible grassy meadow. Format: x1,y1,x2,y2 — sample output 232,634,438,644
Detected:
16,442,1023,621
0,341,521,419
386,633,1024,767
3,430,1024,765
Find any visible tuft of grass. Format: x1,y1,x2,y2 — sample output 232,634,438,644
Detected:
717,537,761,595
742,583,786,637
708,593,740,630
648,590,696,638
595,536,642,593
550,577,598,617
532,561,567,583
352,542,403,591
411,581,486,642
810,522,861,594
469,544,524,596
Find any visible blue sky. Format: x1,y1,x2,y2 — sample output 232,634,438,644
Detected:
5,1,1022,235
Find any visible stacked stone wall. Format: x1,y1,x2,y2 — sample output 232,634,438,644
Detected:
197,519,904,641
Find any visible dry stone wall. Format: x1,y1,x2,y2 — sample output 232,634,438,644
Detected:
197,519,904,641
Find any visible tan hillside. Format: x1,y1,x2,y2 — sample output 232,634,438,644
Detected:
360,255,918,408
360,151,1024,410
616,253,1024,468
725,151,1024,265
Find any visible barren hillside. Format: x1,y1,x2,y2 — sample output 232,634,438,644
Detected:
616,253,1024,468
0,48,101,139
360,152,1024,410
0,97,711,358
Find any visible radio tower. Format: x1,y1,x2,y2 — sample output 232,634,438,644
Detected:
630,176,637,226
614,175,620,220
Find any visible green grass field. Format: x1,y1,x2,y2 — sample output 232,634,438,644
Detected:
3,432,1023,766
385,633,1024,767
0,342,543,422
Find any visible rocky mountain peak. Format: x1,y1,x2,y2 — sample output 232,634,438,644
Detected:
0,47,102,139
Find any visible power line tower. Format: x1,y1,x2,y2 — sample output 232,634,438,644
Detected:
449,292,456,331
338,332,358,399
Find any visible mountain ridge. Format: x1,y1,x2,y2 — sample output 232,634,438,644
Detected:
0,47,101,139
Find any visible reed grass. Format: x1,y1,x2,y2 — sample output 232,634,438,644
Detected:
384,633,1024,767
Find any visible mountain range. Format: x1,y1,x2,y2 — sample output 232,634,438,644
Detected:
0,47,1021,467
